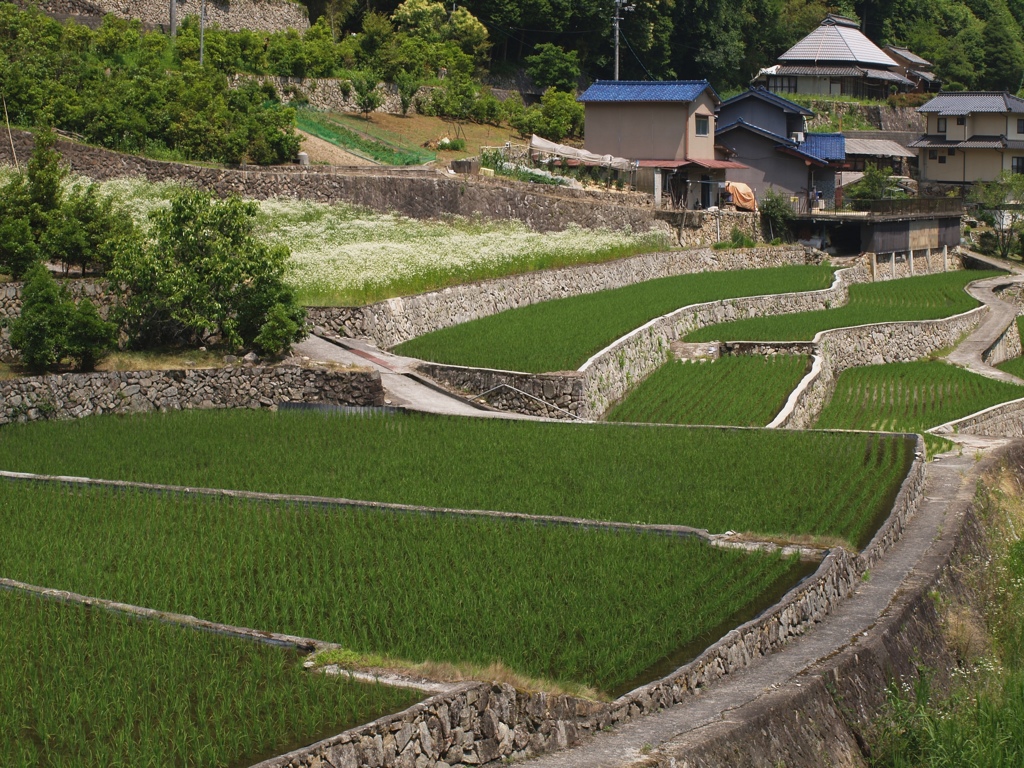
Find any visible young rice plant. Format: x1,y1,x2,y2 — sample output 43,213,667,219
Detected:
0,589,420,768
0,483,803,694
394,266,836,373
606,354,809,427
0,409,913,546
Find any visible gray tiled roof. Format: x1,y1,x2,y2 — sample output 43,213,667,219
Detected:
861,68,915,86
775,65,863,77
779,17,898,68
884,45,931,68
909,134,1023,150
918,92,1024,115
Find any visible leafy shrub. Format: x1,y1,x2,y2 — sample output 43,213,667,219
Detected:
759,187,795,243
8,264,74,372
109,189,305,354
525,43,581,93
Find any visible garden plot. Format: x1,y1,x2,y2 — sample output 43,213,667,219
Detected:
73,175,669,307
816,360,1024,434
393,266,835,373
0,482,804,696
0,409,912,547
606,354,810,427
0,587,421,768
684,270,1002,342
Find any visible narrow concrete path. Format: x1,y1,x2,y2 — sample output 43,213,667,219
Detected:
293,334,538,420
516,446,1003,768
946,272,1024,384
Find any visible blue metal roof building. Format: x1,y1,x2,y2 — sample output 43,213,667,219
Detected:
577,80,720,104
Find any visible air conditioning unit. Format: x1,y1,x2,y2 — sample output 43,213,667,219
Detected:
790,131,805,143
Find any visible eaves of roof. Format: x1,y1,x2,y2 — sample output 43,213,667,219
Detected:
718,87,815,116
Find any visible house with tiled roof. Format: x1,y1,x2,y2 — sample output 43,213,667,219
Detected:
884,45,940,92
753,14,916,100
577,80,747,209
909,91,1024,184
714,88,844,208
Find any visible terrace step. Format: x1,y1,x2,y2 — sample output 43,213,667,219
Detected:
293,334,540,420
945,270,1024,385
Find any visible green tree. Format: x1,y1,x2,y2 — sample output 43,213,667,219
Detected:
8,263,74,372
67,299,118,372
969,170,1024,260
352,73,383,118
525,43,581,93
109,189,305,354
759,187,795,242
980,12,1024,90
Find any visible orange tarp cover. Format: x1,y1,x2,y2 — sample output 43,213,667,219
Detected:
725,181,757,212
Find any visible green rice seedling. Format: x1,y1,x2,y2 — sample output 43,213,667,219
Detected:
0,483,804,693
0,589,421,768
684,271,1003,342
0,408,913,545
394,265,836,373
296,109,434,165
606,355,809,426
815,361,1024,436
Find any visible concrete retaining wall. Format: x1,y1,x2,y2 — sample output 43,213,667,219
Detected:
309,245,810,349
0,365,383,425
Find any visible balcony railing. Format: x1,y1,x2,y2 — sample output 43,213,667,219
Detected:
788,197,965,217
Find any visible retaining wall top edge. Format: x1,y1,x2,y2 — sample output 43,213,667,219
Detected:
928,393,1024,433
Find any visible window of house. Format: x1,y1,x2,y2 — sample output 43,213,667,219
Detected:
1013,157,1024,174
937,117,947,133
938,155,947,164
1018,119,1024,134
768,76,797,93
956,117,966,126
695,115,709,136
928,149,938,159
948,148,956,156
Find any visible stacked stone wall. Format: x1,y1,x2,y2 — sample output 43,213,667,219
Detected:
233,75,431,116
771,306,988,430
932,397,1024,438
865,248,963,281
0,131,659,234
981,316,1023,367
246,435,927,768
31,0,309,32
0,365,383,426
310,245,809,348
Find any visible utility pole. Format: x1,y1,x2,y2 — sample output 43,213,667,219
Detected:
199,0,206,65
613,0,634,81
169,0,176,39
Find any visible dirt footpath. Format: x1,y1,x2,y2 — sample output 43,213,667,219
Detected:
297,130,377,167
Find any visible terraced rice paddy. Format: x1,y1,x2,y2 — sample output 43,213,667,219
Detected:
0,482,803,694
815,361,1024,435
684,271,1000,342
606,355,809,427
394,265,836,373
0,588,421,768
0,409,913,546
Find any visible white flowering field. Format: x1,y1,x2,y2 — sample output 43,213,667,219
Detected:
85,176,671,306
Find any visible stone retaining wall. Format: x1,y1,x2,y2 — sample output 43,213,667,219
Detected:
770,306,989,430
415,363,584,419
653,209,763,248
981,315,1023,367
931,397,1024,438
51,0,310,32
310,246,809,349
643,445,999,768
865,248,962,281
0,130,659,234
0,365,383,426
252,435,928,768
233,75,430,116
